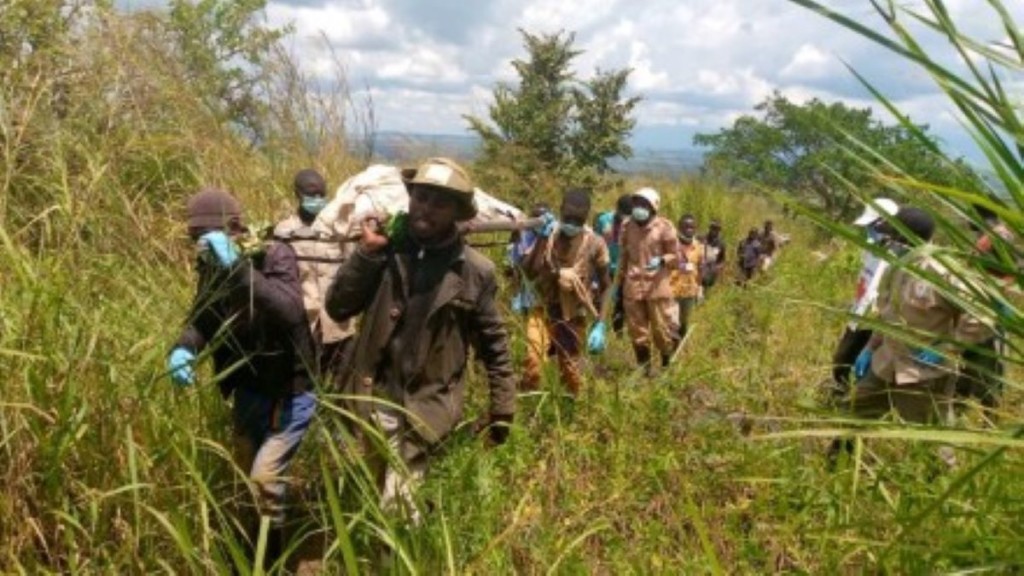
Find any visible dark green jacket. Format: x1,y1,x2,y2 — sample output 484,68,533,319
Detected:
325,238,515,447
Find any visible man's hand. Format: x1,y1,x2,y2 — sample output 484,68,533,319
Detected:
198,231,240,268
167,347,196,387
587,321,607,355
360,218,390,253
536,212,557,238
912,347,944,366
853,348,872,379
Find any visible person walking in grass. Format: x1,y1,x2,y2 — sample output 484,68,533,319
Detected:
737,227,762,285
956,203,1017,413
519,188,612,396
166,188,316,566
670,214,703,340
600,193,634,336
325,157,516,521
618,187,680,375
759,219,783,271
508,202,554,392
699,219,727,294
830,197,900,398
274,169,356,386
831,206,992,461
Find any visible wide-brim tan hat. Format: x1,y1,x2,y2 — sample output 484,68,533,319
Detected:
401,157,478,221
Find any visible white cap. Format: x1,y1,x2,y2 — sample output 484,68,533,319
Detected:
853,198,898,226
633,187,660,211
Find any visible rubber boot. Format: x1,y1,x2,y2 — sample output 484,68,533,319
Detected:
263,526,285,572
664,338,681,368
633,345,652,377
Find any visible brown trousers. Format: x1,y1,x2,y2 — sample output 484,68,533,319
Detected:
848,371,954,424
521,308,586,396
624,297,679,356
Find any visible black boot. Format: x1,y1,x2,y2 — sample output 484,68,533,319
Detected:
633,345,652,377
263,526,285,571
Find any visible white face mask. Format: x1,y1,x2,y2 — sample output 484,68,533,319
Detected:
301,195,328,215
632,207,650,222
560,223,582,237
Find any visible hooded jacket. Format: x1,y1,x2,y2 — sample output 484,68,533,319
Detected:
175,241,315,399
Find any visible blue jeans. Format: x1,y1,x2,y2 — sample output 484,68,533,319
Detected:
232,388,316,527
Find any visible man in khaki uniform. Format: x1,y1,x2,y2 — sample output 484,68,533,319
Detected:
520,188,611,396
670,214,703,339
274,169,355,382
618,187,680,374
845,207,991,424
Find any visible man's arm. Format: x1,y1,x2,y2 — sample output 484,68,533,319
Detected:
235,242,305,327
661,222,680,268
326,220,390,322
325,247,388,323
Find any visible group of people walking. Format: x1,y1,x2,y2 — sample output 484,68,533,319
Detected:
164,157,771,565
165,155,1014,568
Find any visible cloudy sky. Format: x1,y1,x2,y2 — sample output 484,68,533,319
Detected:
227,1,1021,160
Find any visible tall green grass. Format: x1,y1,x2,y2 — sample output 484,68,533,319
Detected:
5,1,1024,573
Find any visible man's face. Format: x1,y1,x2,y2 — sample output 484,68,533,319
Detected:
708,224,720,239
408,184,459,243
679,218,696,239
560,202,587,228
294,180,326,201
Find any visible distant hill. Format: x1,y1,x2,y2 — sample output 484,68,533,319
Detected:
366,131,703,176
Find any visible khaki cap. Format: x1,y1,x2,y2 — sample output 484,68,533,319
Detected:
401,157,477,221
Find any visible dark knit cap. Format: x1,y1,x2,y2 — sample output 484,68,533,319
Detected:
890,206,935,242
293,169,326,196
187,188,242,230
561,188,592,220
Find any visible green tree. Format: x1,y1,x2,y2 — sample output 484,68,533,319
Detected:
167,0,287,142
693,91,982,218
466,29,640,202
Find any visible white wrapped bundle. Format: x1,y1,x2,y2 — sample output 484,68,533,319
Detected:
312,164,527,239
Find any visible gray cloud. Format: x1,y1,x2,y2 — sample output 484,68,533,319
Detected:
266,0,1021,157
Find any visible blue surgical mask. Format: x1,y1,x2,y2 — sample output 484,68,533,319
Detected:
301,195,328,216
632,207,650,222
560,223,583,237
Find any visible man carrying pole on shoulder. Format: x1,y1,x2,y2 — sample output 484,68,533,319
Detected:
519,188,612,397
325,157,516,522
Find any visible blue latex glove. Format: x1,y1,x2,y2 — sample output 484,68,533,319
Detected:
645,256,663,271
167,348,196,387
511,293,526,314
198,230,240,267
853,348,872,379
587,321,607,355
536,212,557,238
912,347,944,366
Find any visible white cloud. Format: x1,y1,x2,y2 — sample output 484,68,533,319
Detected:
627,41,669,91
261,0,1013,156
781,44,832,79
